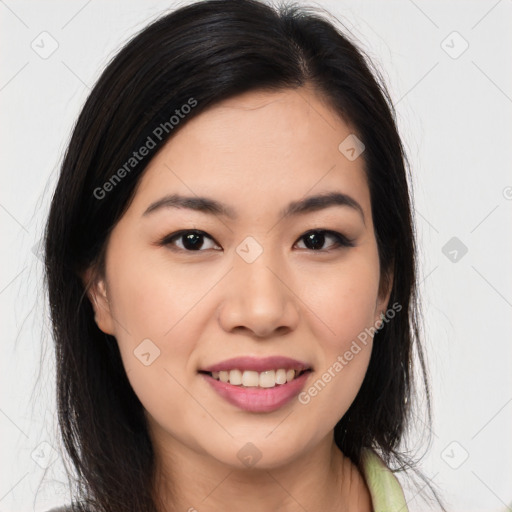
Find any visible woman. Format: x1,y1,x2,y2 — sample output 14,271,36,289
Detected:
44,0,444,510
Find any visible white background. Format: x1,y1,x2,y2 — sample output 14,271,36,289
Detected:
1,1,511,511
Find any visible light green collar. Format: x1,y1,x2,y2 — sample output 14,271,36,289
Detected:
360,448,408,512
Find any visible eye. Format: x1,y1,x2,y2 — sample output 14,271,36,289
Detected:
294,230,355,251
159,230,221,252
159,228,354,253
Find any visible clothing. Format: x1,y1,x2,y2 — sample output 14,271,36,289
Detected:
360,447,409,512
47,448,408,512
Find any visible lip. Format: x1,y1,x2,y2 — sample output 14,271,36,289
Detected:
200,356,312,373
201,370,312,413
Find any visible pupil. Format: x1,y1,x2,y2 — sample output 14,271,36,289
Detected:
305,231,324,250
183,233,202,250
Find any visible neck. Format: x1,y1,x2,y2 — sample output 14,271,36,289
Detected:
151,432,372,512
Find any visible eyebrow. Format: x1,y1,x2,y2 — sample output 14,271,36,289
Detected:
142,191,365,224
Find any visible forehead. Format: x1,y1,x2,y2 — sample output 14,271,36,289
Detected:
130,87,370,219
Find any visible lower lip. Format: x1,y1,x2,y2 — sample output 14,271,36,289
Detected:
200,371,311,413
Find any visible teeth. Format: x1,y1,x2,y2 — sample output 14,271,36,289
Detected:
275,369,287,385
210,368,303,388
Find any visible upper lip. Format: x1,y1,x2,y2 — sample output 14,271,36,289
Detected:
200,356,312,373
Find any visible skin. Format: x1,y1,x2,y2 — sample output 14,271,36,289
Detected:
85,85,393,512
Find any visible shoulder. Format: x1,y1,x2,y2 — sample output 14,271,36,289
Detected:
359,448,409,512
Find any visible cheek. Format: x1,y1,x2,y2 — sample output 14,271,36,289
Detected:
296,247,380,414
105,251,206,439
106,235,209,342
104,240,215,398
303,247,381,349
298,258,378,423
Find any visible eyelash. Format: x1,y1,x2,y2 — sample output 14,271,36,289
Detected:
158,229,355,253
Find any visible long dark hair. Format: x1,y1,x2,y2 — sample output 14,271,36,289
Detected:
44,1,444,510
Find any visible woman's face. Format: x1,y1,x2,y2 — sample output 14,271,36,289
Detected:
87,86,392,470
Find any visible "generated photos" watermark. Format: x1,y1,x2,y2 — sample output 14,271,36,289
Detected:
298,301,402,404
93,97,197,200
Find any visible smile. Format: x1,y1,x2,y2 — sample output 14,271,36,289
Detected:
201,368,310,388
199,370,311,413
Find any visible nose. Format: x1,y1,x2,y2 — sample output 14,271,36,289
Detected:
217,251,300,338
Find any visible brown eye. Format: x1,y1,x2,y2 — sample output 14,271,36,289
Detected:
295,230,355,251
160,230,220,252
159,228,354,253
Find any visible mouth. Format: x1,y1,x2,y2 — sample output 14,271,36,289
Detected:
198,368,312,388
198,368,312,413
198,355,313,388
197,356,313,413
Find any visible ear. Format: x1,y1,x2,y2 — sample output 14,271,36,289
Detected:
374,265,394,326
81,267,116,335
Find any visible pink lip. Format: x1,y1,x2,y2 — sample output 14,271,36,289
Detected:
200,356,312,373
201,370,312,413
